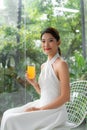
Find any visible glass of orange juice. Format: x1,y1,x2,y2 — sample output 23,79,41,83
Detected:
27,64,35,79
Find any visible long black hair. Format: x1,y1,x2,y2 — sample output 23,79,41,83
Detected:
41,27,61,56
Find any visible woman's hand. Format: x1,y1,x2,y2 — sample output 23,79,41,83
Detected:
25,73,41,94
25,73,36,86
25,107,40,112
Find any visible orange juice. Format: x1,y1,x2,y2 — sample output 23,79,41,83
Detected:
27,65,35,79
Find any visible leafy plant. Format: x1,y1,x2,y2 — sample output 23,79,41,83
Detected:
68,51,87,81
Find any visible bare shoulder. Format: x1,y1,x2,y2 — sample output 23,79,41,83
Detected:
56,58,68,69
54,58,69,81
55,58,69,76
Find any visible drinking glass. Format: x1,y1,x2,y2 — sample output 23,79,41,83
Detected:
27,64,35,79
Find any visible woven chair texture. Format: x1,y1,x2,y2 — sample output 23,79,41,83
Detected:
66,80,87,128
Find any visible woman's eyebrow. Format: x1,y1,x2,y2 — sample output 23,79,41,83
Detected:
42,37,54,40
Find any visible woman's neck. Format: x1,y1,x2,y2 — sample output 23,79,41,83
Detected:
48,52,58,60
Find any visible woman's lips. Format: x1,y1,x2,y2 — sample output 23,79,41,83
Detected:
44,48,51,51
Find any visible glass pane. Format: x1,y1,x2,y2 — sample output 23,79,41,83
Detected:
0,0,32,123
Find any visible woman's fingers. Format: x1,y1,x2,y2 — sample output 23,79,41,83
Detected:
25,107,40,112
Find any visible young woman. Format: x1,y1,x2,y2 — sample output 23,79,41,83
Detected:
1,27,70,130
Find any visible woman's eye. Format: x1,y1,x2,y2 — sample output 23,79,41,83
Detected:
49,39,53,42
42,40,45,44
41,38,54,44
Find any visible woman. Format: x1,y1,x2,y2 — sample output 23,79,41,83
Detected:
1,27,70,130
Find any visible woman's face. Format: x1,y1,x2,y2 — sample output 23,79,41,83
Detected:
41,33,59,56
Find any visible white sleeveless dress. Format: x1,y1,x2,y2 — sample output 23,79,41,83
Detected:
1,53,69,130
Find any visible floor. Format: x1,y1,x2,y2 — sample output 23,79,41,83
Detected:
0,121,86,130
70,121,87,130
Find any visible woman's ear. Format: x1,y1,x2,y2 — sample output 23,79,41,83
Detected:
57,40,61,46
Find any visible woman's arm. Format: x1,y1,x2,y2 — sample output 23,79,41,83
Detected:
32,81,41,94
25,73,41,94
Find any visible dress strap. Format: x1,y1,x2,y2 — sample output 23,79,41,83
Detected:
44,53,60,79
48,53,60,65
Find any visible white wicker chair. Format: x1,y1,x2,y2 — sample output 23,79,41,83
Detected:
66,80,87,128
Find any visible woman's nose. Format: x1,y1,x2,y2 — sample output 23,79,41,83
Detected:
45,41,49,46
44,43,48,48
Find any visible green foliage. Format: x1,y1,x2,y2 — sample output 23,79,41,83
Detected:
68,51,87,81
4,26,17,36
0,0,85,100
23,0,81,58
0,24,46,95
